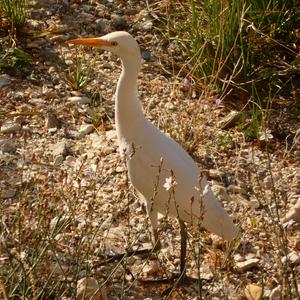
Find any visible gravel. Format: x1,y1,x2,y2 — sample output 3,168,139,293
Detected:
0,0,299,299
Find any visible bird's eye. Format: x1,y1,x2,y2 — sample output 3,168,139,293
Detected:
111,41,118,46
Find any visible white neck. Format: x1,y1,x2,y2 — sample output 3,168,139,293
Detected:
115,56,145,142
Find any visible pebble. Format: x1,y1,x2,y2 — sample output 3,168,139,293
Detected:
79,124,94,136
211,184,230,202
282,200,300,223
236,258,259,272
95,18,110,33
49,34,70,42
79,11,94,24
68,96,91,105
281,252,300,266
0,75,11,88
51,141,67,157
0,139,16,153
227,185,246,194
270,285,281,299
209,169,225,180
249,196,260,209
53,154,65,166
111,13,128,30
1,188,16,199
0,121,21,134
28,98,46,106
140,20,153,31
244,284,263,300
76,277,108,300
105,130,117,141
45,113,61,129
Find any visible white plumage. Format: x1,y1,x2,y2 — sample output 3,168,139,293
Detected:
67,32,238,273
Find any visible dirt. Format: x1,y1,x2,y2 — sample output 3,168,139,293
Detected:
0,1,299,299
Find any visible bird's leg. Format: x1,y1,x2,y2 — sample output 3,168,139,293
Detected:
179,219,187,276
146,202,161,251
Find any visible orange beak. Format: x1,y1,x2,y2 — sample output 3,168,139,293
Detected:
66,37,115,47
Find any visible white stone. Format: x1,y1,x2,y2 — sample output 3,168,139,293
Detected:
270,285,281,299
211,184,230,202
0,75,11,88
282,200,300,223
76,277,107,300
227,185,246,194
244,284,263,300
281,252,300,266
51,141,67,157
0,139,16,153
79,124,94,136
1,188,16,199
53,155,65,166
1,121,21,134
68,96,91,104
105,130,117,141
236,258,259,272
209,169,225,180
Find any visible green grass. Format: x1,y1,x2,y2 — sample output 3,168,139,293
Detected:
0,46,32,70
0,0,27,28
66,54,91,91
163,0,299,99
159,0,299,141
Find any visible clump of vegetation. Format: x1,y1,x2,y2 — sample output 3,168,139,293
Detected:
0,0,27,28
0,0,32,75
65,57,91,91
0,46,32,73
163,0,299,102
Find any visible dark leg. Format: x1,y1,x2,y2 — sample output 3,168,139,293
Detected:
179,219,187,276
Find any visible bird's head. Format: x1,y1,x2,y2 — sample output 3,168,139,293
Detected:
66,31,140,62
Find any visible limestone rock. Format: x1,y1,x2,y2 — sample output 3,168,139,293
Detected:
227,185,246,194
45,112,61,129
211,184,230,202
0,139,16,153
0,75,11,88
79,124,94,136
76,277,107,300
51,141,67,157
281,252,300,266
68,96,91,105
1,188,16,199
244,284,263,300
209,169,225,180
1,121,21,134
282,200,300,223
236,258,259,272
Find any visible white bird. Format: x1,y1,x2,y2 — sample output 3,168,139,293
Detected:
67,31,238,277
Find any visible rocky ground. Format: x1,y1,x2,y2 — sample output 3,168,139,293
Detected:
0,0,299,299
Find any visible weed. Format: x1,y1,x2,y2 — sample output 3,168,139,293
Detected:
0,0,27,28
66,53,91,90
0,46,32,74
0,47,31,69
161,0,299,103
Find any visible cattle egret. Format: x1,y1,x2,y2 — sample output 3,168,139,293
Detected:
67,31,238,278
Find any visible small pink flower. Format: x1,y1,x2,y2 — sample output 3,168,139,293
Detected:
163,176,178,191
215,98,222,106
183,78,190,91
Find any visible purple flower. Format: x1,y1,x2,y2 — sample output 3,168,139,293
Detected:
183,78,190,87
215,98,222,106
183,78,190,91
